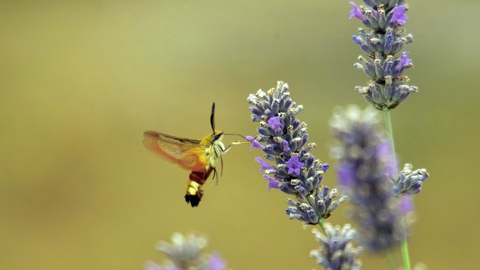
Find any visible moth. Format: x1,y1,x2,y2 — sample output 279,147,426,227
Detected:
143,103,241,207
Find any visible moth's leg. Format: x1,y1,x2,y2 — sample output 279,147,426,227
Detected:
221,144,231,154
220,155,224,178
222,140,248,154
211,167,217,181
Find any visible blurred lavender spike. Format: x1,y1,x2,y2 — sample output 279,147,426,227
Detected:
311,223,363,270
146,233,227,270
330,105,407,251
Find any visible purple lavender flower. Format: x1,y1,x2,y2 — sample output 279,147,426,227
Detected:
246,136,264,150
285,155,304,175
395,51,412,71
311,223,363,270
349,2,365,21
348,1,417,110
392,163,429,196
391,5,409,26
330,106,407,251
264,175,280,190
247,81,347,224
147,233,227,270
268,116,283,133
255,157,275,173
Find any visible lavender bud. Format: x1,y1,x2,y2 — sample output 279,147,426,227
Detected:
285,186,348,225
392,163,429,196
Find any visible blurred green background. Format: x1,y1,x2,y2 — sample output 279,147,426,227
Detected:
1,0,478,269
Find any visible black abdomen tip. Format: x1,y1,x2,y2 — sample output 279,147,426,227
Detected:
185,194,201,207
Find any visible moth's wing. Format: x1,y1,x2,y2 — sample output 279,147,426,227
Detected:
143,131,207,171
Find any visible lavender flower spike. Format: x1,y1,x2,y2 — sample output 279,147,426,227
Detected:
147,233,227,270
392,163,429,196
247,81,327,196
349,1,417,110
247,81,347,224
330,106,407,251
311,223,362,270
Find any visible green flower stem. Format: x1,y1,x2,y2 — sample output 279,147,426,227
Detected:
401,236,411,270
383,108,411,270
383,108,397,176
318,219,326,235
306,195,326,235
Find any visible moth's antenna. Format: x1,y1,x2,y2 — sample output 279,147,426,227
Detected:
224,133,248,140
210,102,216,133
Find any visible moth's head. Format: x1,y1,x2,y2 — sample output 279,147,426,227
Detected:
212,130,224,142
201,130,224,145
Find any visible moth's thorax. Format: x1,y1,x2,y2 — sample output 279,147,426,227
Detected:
201,130,225,168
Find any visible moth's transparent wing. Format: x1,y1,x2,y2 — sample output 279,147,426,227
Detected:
143,131,207,171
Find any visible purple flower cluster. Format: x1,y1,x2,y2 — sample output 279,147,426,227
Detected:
247,81,325,196
392,163,429,196
330,106,406,251
311,224,363,270
146,233,227,270
349,1,417,110
286,186,348,224
349,1,409,30
247,81,347,225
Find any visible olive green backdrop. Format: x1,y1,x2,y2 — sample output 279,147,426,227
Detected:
1,0,478,269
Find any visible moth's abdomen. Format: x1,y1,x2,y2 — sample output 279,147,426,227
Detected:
184,168,212,207
185,180,202,207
